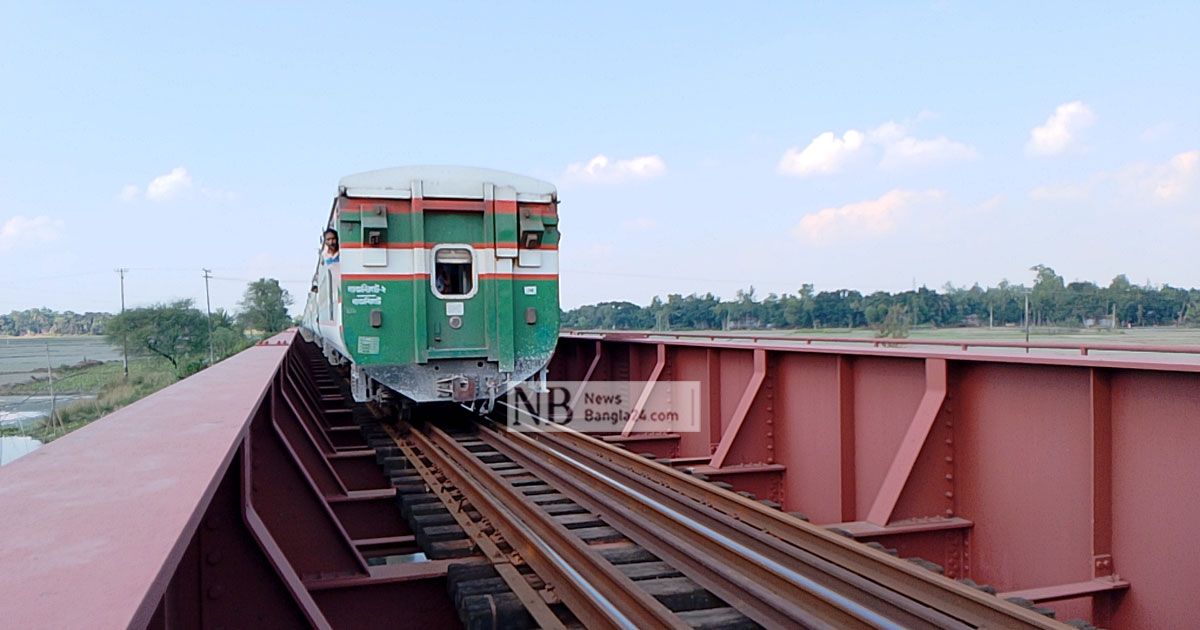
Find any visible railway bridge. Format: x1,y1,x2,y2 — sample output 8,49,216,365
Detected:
1,330,1197,628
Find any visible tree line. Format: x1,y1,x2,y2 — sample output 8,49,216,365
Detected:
562,266,1200,331
0,309,112,336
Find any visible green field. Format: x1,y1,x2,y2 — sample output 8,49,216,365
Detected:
0,336,121,386
0,357,178,442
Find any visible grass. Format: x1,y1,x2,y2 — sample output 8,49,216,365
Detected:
1,358,178,442
0,357,174,396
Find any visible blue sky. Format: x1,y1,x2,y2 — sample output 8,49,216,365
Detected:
1,2,1197,314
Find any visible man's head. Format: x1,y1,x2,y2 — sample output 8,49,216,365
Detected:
324,228,339,252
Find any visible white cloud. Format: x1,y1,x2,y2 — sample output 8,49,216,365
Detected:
0,215,64,251
1118,149,1200,202
118,184,140,202
1031,150,1199,205
793,189,944,243
877,133,977,169
780,121,975,176
565,154,666,183
1027,101,1096,156
778,130,866,176
120,167,233,203
621,217,657,231
145,167,193,201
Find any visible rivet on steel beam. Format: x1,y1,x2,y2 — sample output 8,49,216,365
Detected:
206,551,223,565
944,491,954,498
207,585,225,600
945,474,954,481
945,509,954,517
944,456,953,463
944,438,953,445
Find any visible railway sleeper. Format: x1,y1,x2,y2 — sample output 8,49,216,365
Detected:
538,502,589,516
459,592,536,630
596,544,659,565
398,492,441,517
956,577,996,594
454,575,546,610
426,538,478,560
550,512,605,529
405,427,777,629
675,607,762,630
381,456,416,474
374,446,402,463
411,511,458,528
1004,597,1057,619
416,523,468,546
865,541,900,557
638,576,726,612
474,451,510,464
519,484,559,496
616,560,684,581
567,525,625,544
906,557,945,575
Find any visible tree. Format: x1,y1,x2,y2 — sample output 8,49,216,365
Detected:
1030,264,1065,325
238,278,293,333
876,304,911,339
105,300,209,372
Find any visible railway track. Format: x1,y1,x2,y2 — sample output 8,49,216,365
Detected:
366,405,1066,630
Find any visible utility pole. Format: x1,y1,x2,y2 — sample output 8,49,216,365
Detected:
45,342,59,434
116,268,129,378
1024,291,1031,352
202,269,215,366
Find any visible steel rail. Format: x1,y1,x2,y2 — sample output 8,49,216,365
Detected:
495,426,965,627
567,329,1200,358
479,423,943,630
383,428,566,630
493,405,1064,629
403,422,686,630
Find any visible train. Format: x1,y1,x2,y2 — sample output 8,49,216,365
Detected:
300,166,560,411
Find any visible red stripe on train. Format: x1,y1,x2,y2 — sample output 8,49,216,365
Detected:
340,242,558,250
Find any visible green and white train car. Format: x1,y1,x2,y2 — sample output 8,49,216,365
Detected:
301,166,560,408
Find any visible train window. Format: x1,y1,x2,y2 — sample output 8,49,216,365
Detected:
433,247,474,298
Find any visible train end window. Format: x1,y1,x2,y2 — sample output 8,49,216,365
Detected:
433,247,474,298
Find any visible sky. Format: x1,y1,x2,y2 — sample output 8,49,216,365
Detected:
1,2,1197,315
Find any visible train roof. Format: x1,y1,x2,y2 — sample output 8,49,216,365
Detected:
339,166,557,202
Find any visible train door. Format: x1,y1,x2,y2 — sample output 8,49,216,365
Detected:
424,212,487,355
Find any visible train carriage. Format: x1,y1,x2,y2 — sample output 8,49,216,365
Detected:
301,166,560,408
